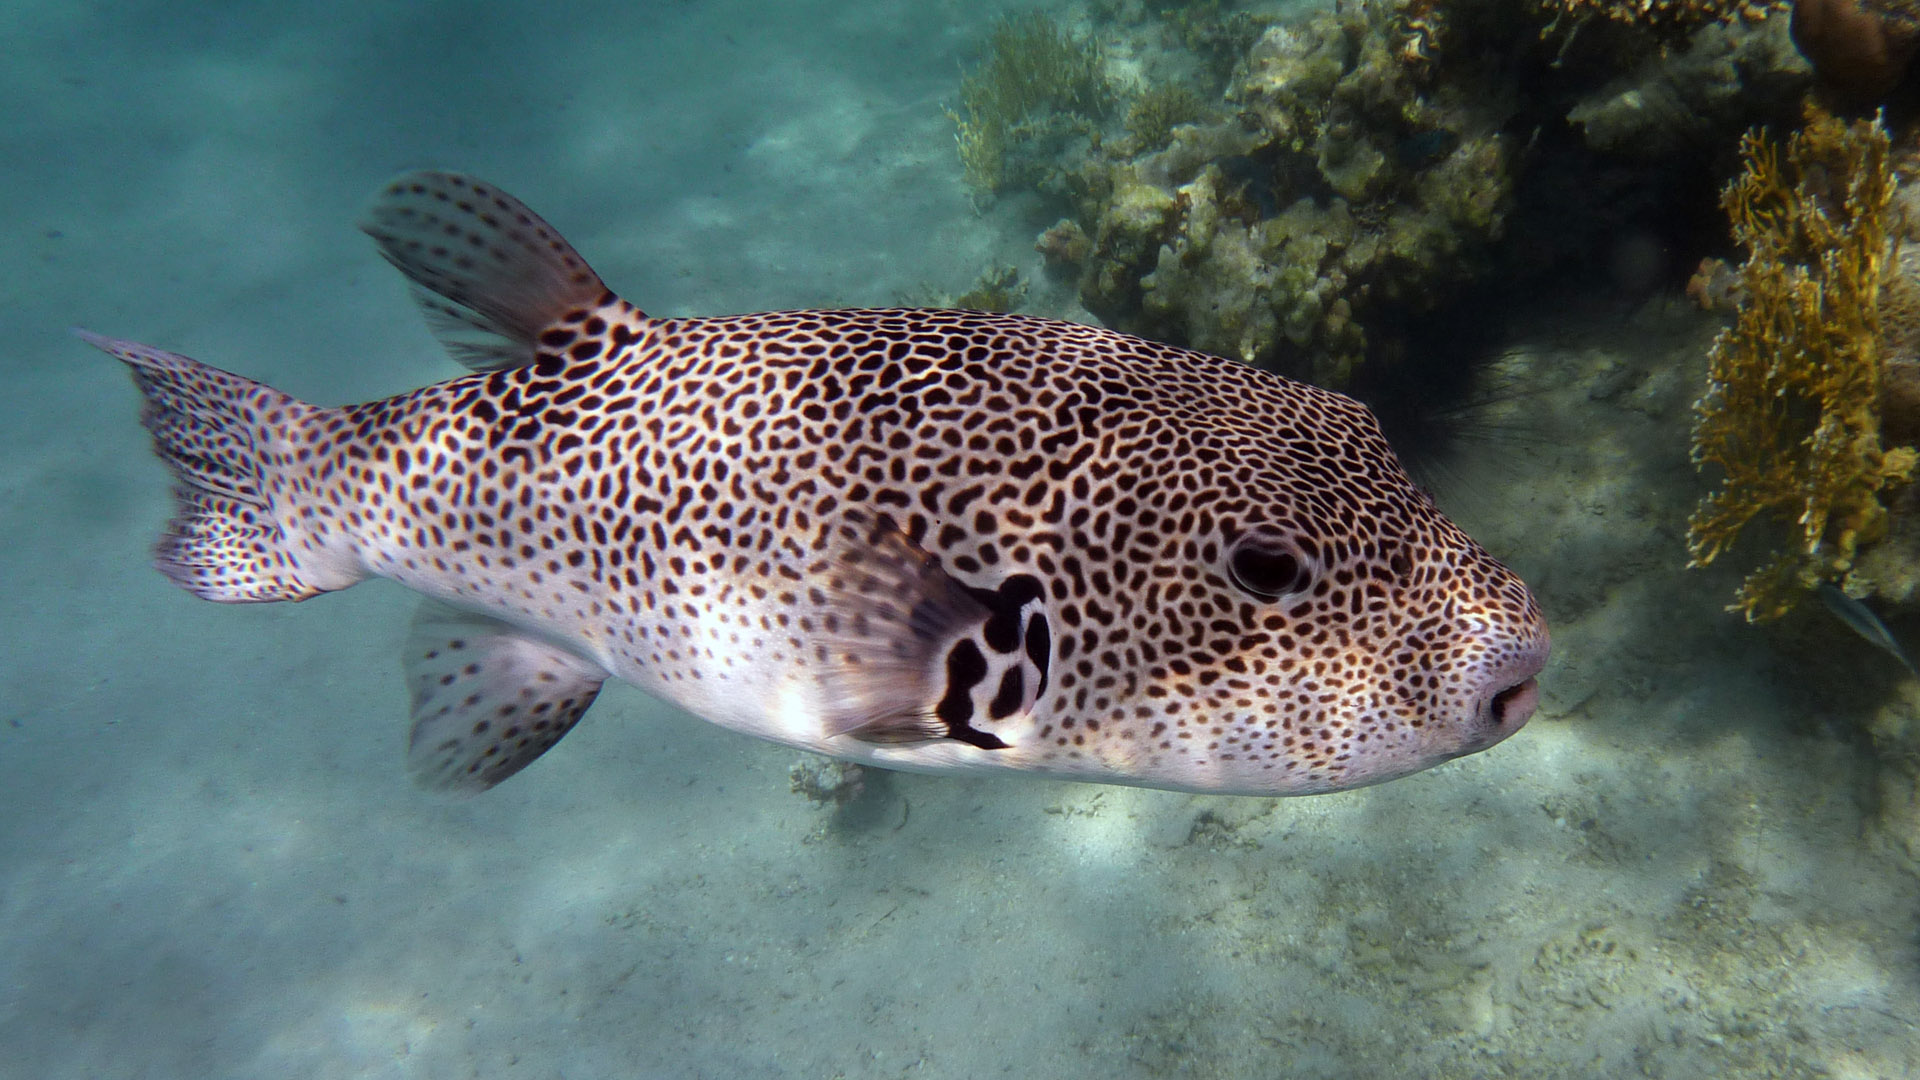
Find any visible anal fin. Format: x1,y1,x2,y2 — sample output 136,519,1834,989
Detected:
405,600,607,793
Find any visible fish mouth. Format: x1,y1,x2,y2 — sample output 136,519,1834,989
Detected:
1449,676,1540,760
1489,677,1540,730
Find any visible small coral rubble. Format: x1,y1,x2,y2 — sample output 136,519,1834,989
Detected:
1687,108,1916,620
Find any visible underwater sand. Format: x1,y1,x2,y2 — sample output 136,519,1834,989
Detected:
2,0,1917,1077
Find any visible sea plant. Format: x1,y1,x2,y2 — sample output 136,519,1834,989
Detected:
946,13,1113,197
1125,83,1208,153
1687,106,1915,620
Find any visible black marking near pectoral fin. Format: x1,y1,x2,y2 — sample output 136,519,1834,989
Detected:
359,170,621,372
404,600,608,793
934,638,1009,750
1024,612,1051,700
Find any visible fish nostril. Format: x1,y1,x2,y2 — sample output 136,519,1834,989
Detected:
1490,677,1539,728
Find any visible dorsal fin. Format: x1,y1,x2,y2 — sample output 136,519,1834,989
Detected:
359,171,625,372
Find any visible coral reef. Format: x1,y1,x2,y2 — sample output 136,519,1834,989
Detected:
961,0,1812,389
945,13,1114,199
1039,1,1527,386
949,1,1828,396
1687,108,1916,621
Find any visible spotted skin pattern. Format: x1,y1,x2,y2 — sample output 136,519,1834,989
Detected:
88,171,1548,796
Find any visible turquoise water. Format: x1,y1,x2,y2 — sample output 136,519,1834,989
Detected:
3,1,1918,1077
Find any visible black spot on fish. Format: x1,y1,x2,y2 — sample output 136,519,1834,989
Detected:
989,667,1025,720
935,639,1007,749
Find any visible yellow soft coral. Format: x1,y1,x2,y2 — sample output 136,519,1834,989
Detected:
1688,107,1915,621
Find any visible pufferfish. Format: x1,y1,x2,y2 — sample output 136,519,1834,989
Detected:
83,171,1549,797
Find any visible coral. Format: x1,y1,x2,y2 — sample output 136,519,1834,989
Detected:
1035,218,1092,268
1686,256,1744,310
946,13,1114,198
789,757,867,807
950,265,1028,313
960,0,1826,394
1566,15,1811,159
1790,0,1920,105
1047,1,1520,386
1687,108,1916,621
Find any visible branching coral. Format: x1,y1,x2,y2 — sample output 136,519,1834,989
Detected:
1688,108,1915,620
946,13,1113,198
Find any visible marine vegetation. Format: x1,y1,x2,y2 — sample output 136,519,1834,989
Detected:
1124,83,1208,153
945,13,1114,198
1687,108,1915,621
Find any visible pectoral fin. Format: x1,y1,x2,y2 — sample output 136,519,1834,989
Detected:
812,518,995,746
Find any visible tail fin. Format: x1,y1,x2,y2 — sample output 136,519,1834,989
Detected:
80,330,346,604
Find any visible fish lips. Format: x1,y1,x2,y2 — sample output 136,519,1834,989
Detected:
1458,642,1549,757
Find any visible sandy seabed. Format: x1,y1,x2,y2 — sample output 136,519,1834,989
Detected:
2,1,1916,1077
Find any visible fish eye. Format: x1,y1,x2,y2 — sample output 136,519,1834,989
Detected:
1226,532,1316,600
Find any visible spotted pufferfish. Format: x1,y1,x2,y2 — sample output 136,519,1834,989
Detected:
84,171,1549,797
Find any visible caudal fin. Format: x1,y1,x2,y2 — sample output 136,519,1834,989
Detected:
81,330,343,604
